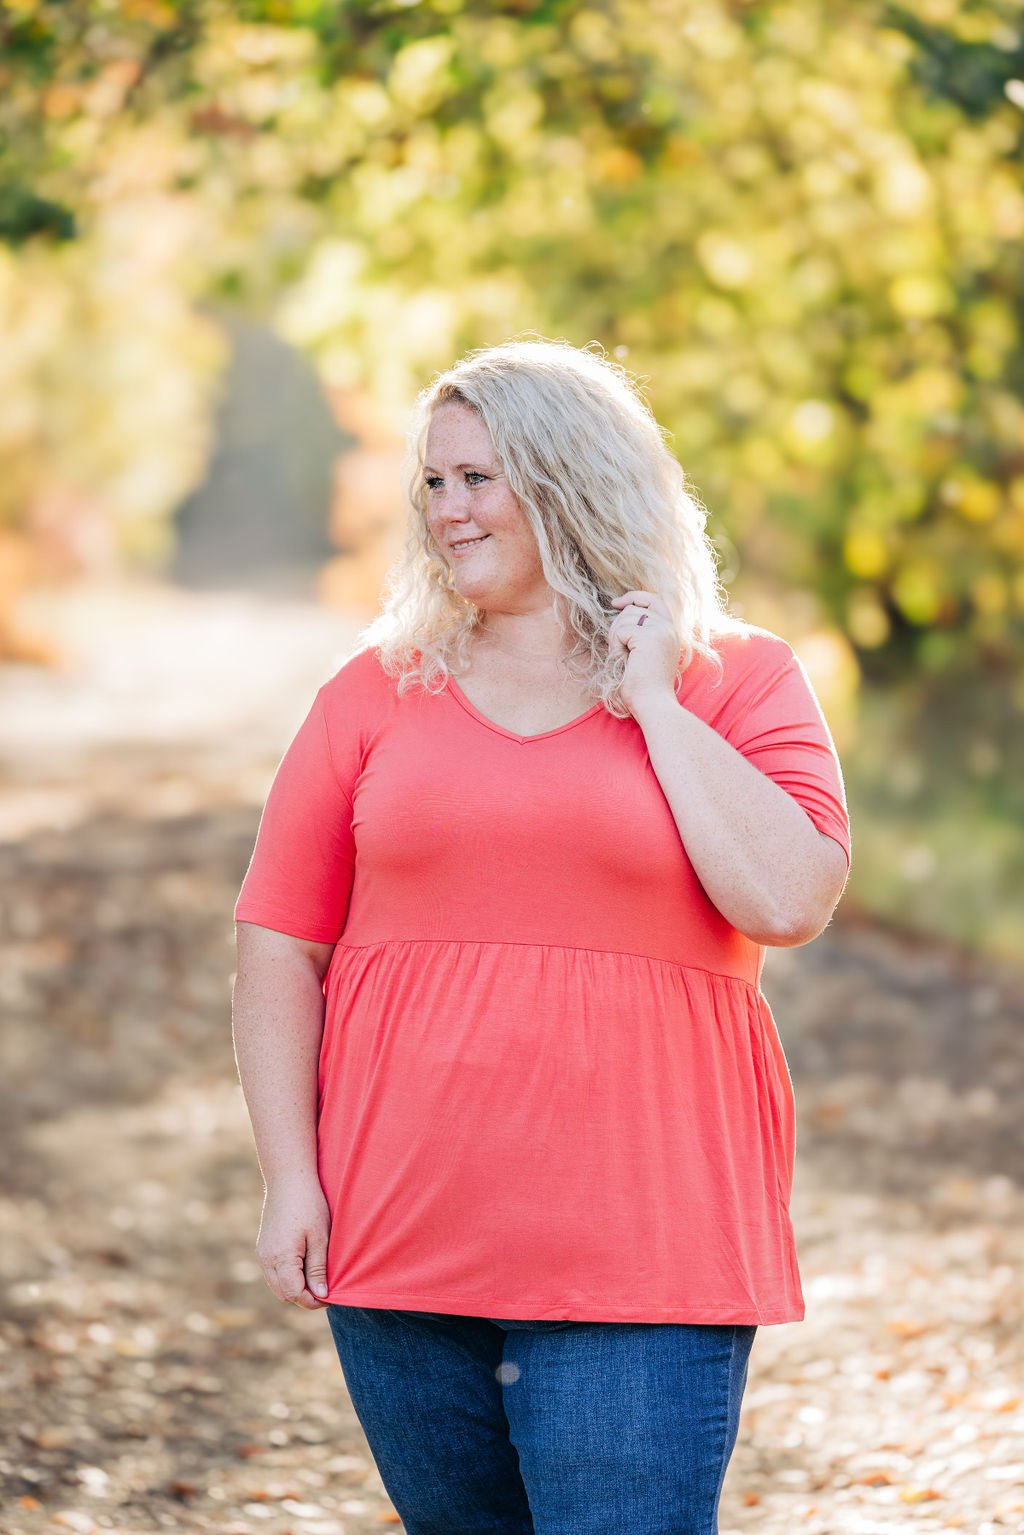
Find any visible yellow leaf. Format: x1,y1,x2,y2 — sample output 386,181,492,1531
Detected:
593,146,643,184
958,480,1001,522
886,1318,929,1338
889,274,954,319
891,563,945,625
844,527,888,579
970,572,1008,615
696,232,756,290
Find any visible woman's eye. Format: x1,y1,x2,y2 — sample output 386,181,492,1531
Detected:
424,471,487,492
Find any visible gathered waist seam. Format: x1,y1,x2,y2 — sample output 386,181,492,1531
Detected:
330,935,759,990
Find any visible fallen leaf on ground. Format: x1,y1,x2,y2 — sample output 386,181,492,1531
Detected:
887,1320,929,1338
34,1426,74,1448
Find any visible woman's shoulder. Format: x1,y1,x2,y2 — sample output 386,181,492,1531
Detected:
678,617,800,724
704,616,798,675
317,644,401,713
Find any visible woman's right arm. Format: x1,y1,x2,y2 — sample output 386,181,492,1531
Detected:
232,921,336,1310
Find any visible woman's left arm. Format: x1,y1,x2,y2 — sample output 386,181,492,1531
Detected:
610,592,849,948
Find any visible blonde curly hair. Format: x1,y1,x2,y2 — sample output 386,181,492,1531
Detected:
362,337,733,713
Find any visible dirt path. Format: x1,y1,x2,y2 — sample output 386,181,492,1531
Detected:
1,586,1022,1535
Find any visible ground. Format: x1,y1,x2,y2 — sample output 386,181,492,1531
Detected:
1,584,1022,1535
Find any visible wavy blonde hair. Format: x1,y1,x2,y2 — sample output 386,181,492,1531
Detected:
362,337,733,713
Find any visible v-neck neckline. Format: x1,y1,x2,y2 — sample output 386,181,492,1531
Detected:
445,676,604,744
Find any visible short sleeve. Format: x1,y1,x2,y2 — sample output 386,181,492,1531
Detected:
234,688,356,944
721,637,852,874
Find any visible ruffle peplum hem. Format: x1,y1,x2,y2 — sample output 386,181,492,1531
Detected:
316,939,804,1325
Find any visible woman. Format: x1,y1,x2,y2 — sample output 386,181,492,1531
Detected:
232,338,851,1534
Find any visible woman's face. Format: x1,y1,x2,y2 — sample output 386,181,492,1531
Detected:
423,402,551,614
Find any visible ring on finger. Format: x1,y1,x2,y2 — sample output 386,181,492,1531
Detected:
637,613,647,628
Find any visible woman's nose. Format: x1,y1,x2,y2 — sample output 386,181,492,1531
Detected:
433,483,472,524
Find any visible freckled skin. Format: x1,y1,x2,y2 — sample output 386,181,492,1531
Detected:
423,403,552,616
233,395,850,1315
420,403,600,738
608,590,849,946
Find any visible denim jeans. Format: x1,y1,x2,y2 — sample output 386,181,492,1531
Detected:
325,1306,756,1534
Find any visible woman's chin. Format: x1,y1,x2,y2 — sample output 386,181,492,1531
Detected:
450,574,492,607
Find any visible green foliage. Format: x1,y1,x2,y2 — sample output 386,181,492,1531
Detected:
843,677,1024,961
0,185,74,242
2,0,1024,697
887,4,1024,117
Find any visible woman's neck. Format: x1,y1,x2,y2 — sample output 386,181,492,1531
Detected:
475,610,574,661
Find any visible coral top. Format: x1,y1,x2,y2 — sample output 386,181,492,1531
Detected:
235,624,851,1324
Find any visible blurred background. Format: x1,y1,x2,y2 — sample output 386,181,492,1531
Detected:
1,4,1023,1534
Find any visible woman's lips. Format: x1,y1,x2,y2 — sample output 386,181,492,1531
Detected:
449,535,490,554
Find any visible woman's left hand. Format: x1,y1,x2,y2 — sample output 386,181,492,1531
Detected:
608,590,680,717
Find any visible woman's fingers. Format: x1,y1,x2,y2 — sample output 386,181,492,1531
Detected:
608,591,670,652
304,1230,330,1302
268,1250,312,1307
608,594,664,653
609,589,668,615
262,1237,329,1309
257,1186,332,1308
607,589,681,713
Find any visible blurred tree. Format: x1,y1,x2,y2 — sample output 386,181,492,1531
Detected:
0,0,1022,702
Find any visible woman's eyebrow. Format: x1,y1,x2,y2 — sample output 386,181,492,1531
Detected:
423,462,499,474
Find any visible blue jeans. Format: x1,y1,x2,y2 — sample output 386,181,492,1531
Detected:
325,1307,756,1534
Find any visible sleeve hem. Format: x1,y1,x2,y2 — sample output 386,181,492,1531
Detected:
233,905,342,944
807,819,852,872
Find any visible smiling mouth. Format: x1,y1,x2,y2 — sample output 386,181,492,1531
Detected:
449,535,490,551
